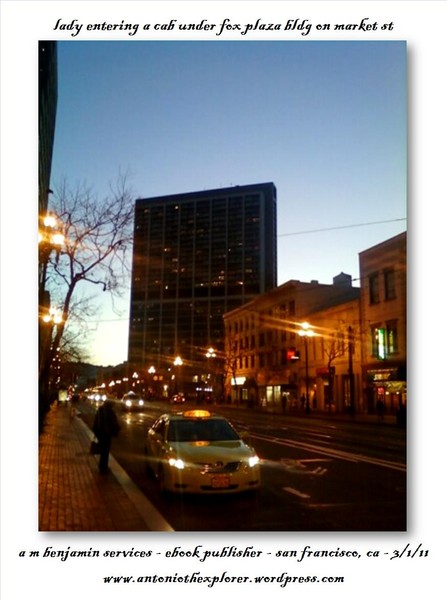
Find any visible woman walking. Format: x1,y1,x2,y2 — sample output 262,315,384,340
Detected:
93,400,121,474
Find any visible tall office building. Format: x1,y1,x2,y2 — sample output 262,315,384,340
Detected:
128,182,277,374
39,41,58,216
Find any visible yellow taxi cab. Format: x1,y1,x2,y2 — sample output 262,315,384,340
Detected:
144,409,261,494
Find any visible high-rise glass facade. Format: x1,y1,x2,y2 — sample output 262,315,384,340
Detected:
128,182,277,369
39,41,58,215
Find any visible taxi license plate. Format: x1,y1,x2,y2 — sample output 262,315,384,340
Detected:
210,475,230,488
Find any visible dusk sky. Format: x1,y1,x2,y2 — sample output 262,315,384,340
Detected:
50,40,407,366
2,2,445,594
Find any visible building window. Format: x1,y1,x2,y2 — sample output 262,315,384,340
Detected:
371,325,386,360
386,320,398,354
369,273,380,304
371,322,398,359
384,269,396,300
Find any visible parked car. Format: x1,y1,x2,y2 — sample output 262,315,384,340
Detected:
144,409,261,494
121,391,145,411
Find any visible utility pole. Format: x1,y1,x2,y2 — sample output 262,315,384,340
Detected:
348,325,355,415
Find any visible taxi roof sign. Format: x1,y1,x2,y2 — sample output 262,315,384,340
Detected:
183,409,211,419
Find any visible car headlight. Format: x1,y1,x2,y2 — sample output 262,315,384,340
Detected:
138,399,144,406
125,399,132,407
168,457,185,470
248,455,260,468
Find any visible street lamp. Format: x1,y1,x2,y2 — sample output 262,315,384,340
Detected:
39,306,64,382
42,306,63,325
131,371,140,392
39,212,64,292
206,347,216,360
173,356,183,394
347,325,355,415
147,366,156,400
206,347,217,399
38,210,65,424
298,321,315,414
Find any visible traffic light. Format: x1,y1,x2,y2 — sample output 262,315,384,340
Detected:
287,348,300,361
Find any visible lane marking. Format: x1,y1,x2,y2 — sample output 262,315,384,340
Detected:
253,432,406,472
283,487,311,499
279,458,330,474
311,466,328,475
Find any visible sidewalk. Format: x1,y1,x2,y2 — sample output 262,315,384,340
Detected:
38,402,174,532
38,401,403,531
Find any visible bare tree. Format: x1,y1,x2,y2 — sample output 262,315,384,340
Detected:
222,335,243,403
323,328,348,412
39,174,135,396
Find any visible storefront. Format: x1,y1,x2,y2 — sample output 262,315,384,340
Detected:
363,364,407,413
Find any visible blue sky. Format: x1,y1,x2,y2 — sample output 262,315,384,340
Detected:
51,40,406,366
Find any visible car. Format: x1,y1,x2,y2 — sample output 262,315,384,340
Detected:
144,409,261,494
169,393,186,404
88,389,109,404
121,391,145,411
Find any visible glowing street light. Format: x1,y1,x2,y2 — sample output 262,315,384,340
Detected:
39,213,64,260
206,347,216,359
173,356,183,394
205,347,217,398
39,212,65,315
42,306,63,324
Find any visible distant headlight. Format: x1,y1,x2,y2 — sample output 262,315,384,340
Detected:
248,455,260,468
138,399,144,406
125,399,132,407
168,457,185,470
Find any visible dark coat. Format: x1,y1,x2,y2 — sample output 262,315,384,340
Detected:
93,401,121,440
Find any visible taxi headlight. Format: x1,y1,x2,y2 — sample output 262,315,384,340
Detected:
248,455,260,468
168,457,185,470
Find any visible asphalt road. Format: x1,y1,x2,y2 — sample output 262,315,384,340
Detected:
80,401,406,532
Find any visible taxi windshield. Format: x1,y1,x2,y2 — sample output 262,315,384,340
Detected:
167,419,240,442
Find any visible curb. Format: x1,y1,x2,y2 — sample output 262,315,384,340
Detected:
77,415,175,532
